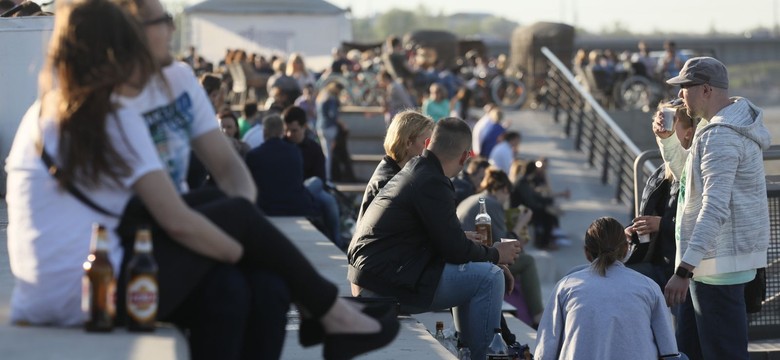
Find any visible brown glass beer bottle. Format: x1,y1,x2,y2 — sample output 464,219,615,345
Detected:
475,197,493,246
125,226,158,332
83,223,115,332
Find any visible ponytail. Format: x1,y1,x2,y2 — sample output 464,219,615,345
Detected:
584,217,627,276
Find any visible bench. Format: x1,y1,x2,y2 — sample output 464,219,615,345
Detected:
267,216,537,358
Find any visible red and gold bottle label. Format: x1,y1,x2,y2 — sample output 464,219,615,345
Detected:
126,275,158,322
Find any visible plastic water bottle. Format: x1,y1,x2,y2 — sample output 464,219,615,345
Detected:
486,328,511,360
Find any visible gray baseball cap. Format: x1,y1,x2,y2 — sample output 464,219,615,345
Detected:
666,57,728,89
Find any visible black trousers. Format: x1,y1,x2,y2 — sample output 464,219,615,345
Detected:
116,188,339,357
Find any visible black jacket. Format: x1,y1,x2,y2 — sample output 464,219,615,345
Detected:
626,165,678,284
348,150,499,308
356,155,401,223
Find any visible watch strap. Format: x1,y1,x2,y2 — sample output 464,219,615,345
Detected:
675,266,693,278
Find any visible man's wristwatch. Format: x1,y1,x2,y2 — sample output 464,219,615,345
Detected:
675,266,694,278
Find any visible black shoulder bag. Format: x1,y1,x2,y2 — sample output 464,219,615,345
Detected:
39,147,217,321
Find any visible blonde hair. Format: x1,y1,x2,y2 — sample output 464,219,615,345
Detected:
285,53,308,77
508,159,527,183
478,166,512,194
384,110,434,163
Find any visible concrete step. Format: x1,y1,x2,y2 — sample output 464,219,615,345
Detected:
0,323,188,359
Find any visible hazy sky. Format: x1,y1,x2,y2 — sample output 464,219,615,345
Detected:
325,0,777,35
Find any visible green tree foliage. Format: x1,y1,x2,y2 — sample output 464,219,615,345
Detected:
350,7,520,43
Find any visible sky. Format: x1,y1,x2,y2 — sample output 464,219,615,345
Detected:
324,0,777,35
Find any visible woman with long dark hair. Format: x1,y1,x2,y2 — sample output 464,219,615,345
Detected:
5,0,398,359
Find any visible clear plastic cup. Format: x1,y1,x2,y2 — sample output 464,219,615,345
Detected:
662,108,676,131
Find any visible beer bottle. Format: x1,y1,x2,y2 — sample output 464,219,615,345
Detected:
125,226,158,332
475,197,493,246
434,321,445,340
486,328,511,360
83,223,115,332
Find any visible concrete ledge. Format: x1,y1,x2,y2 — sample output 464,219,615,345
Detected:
0,324,188,360
334,183,368,194
351,154,385,162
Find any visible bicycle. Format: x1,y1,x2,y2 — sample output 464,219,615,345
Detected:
315,70,383,107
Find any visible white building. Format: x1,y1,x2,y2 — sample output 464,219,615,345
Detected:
183,0,352,69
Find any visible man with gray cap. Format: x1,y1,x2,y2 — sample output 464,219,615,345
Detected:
654,57,771,359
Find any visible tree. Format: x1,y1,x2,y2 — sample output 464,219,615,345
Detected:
352,18,380,42
375,9,419,39
481,16,517,39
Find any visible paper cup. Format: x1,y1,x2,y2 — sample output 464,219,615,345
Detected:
638,233,650,244
662,108,676,131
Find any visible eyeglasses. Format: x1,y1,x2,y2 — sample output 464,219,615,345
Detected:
143,12,173,27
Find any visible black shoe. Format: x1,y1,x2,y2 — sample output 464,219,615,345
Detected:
299,303,395,347
322,308,400,360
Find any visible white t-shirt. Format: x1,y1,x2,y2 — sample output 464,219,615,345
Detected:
488,141,514,174
5,101,164,326
471,114,491,156
118,62,218,193
242,124,264,149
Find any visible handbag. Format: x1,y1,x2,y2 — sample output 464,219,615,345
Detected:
40,148,217,320
745,267,766,314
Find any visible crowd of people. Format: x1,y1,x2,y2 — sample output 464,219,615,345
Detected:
573,40,689,109
3,1,772,359
534,56,770,360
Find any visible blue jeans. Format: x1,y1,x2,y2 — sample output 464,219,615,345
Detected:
305,177,341,247
317,126,338,182
675,281,748,360
428,262,505,360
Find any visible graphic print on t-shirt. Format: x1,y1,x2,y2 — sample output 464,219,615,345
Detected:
141,92,194,192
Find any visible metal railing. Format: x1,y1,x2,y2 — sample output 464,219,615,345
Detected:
539,47,654,206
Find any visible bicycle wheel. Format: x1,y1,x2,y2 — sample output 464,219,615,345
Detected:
490,75,527,110
618,76,656,111
316,75,356,106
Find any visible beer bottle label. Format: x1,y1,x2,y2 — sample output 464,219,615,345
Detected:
126,275,158,322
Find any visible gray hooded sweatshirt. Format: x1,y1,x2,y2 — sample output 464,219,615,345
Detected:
658,97,771,277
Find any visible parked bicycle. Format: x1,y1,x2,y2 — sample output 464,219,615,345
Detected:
315,70,383,107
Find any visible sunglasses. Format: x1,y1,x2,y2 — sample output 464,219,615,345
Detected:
143,12,173,26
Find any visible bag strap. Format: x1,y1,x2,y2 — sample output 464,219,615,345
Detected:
35,98,119,218
40,146,120,218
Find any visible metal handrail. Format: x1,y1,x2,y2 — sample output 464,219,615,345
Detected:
539,46,654,205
